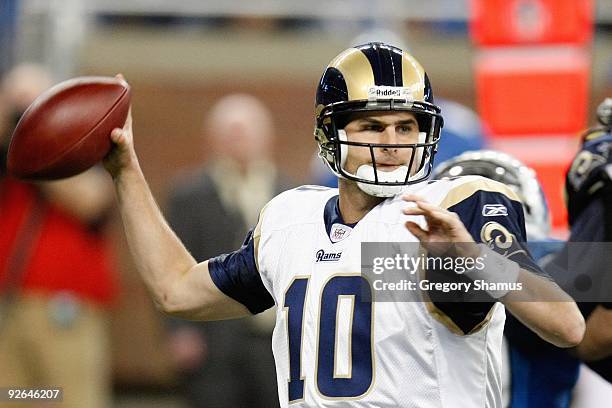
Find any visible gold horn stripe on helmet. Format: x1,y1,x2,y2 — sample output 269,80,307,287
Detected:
329,47,375,101
401,53,426,101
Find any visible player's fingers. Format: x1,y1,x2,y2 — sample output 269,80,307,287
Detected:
413,207,458,231
424,210,457,228
402,207,428,216
413,199,444,214
113,74,132,132
414,200,460,224
124,108,133,131
403,200,454,229
405,221,428,241
402,193,427,203
110,128,126,145
403,196,445,217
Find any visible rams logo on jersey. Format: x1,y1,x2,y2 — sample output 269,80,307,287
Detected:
480,221,526,258
315,249,343,262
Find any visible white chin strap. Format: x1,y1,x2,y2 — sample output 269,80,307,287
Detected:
356,165,409,197
337,129,429,198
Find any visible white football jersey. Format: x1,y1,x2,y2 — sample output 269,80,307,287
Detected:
208,176,542,407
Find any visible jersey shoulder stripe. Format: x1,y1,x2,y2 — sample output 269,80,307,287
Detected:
438,175,520,210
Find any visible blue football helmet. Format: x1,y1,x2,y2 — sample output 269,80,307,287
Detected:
314,42,443,197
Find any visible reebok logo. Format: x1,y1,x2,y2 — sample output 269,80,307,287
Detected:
482,204,508,217
315,249,342,262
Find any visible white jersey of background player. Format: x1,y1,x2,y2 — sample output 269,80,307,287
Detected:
103,43,585,408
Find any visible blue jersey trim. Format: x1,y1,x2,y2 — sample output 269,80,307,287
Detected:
449,190,547,277
431,189,548,334
208,230,275,314
323,195,357,243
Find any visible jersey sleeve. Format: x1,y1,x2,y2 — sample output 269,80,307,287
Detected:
445,179,549,278
208,229,275,314
429,178,550,335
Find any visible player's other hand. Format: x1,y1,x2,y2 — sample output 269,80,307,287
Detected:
103,74,138,179
402,194,480,259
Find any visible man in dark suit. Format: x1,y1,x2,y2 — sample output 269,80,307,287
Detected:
165,94,288,408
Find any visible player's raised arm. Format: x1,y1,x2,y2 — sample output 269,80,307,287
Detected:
103,106,250,321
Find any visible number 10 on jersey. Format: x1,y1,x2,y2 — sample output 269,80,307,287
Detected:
283,275,373,402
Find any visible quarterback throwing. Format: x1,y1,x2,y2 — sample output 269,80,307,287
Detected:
103,43,584,407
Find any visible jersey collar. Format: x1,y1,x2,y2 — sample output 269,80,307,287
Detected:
323,195,356,244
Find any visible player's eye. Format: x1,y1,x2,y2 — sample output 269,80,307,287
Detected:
397,124,416,134
362,124,384,132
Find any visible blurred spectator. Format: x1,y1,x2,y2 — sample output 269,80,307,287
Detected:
0,64,118,407
165,94,287,408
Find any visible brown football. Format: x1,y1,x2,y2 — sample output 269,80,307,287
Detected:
7,76,131,180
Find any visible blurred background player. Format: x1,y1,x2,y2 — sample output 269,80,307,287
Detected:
0,64,118,408
433,151,577,408
164,94,287,408
547,97,612,407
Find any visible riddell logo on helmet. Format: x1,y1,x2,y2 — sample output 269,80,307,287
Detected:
371,88,402,97
367,85,419,100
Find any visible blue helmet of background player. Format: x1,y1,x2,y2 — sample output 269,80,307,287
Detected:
314,42,444,197
565,98,612,233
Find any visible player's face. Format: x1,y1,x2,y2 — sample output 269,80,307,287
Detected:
343,111,421,175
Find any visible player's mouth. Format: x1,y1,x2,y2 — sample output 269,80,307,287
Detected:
375,163,403,172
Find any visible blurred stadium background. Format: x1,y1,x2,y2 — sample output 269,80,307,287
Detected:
1,0,611,406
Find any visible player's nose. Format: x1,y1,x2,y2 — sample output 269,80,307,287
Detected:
380,126,399,153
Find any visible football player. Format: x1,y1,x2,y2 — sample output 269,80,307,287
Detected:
103,43,584,407
549,97,612,380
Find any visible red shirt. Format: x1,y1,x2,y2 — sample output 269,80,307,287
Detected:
0,178,117,306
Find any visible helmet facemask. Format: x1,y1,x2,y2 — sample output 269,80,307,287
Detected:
316,98,443,197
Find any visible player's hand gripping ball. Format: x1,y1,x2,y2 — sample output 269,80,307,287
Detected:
7,76,131,180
